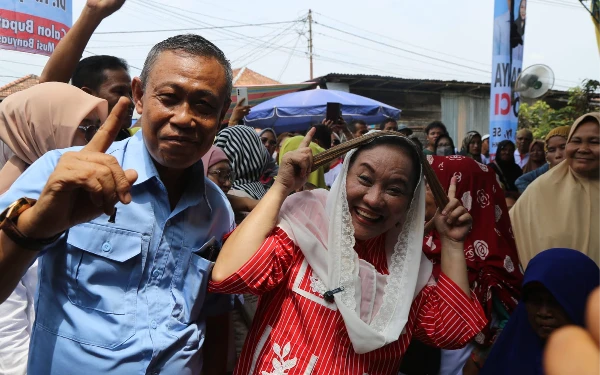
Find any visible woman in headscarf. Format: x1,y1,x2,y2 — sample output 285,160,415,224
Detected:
209,131,486,374
479,248,599,375
435,134,457,156
0,82,108,375
0,82,108,194
279,135,328,189
257,128,279,188
421,155,522,375
510,113,599,268
214,126,272,200
460,131,483,163
522,140,545,173
488,140,522,193
515,126,571,193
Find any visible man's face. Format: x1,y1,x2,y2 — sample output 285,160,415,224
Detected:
546,136,567,168
427,127,444,147
516,132,533,154
94,68,133,130
482,139,489,155
132,51,231,171
353,123,368,138
383,121,398,131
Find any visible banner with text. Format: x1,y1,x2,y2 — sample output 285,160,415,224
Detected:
0,0,72,56
489,0,527,157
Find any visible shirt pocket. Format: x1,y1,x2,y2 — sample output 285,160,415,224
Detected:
35,223,146,349
170,240,217,325
65,223,144,315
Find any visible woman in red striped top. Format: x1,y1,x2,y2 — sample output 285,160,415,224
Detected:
210,130,487,375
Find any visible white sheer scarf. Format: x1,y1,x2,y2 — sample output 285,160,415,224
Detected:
278,138,433,354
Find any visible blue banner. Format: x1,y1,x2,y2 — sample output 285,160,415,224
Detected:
0,0,72,56
489,0,527,157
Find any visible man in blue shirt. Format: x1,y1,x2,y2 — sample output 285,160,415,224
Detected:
0,34,235,374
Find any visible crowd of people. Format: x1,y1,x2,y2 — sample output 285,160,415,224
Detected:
0,1,598,375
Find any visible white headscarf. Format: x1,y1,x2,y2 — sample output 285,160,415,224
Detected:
278,135,433,354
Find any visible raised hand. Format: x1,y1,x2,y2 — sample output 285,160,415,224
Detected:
433,176,472,243
228,98,252,126
19,97,138,239
545,287,600,375
85,0,126,18
275,128,315,195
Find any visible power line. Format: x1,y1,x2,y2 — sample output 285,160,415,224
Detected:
314,21,492,74
278,25,307,81
315,31,492,78
313,11,491,68
94,20,302,35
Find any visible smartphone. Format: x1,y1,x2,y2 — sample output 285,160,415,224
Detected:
326,102,342,122
236,87,249,105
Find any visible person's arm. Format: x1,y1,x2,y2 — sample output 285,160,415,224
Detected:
227,99,251,126
39,0,125,84
212,129,315,283
226,195,258,213
0,98,137,303
433,176,472,296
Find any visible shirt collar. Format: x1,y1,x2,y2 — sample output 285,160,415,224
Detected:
120,131,211,212
121,131,159,186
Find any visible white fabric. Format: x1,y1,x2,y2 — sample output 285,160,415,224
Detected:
324,162,343,187
0,260,38,375
278,140,433,354
439,342,475,375
514,150,529,168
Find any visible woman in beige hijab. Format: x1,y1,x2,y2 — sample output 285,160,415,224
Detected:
0,82,108,194
510,112,600,268
0,82,107,375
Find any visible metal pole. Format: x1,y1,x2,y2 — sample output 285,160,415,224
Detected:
308,9,314,80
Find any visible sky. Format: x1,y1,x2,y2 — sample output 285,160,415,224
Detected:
0,0,599,91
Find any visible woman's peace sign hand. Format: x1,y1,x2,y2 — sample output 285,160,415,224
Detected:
275,128,315,195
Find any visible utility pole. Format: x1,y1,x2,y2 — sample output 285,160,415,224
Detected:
308,9,314,80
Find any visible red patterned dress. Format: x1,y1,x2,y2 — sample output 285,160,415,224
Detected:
210,228,487,375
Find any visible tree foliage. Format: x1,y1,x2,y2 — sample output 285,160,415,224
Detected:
518,79,600,139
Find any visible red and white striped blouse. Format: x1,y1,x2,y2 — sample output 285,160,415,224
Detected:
210,228,486,375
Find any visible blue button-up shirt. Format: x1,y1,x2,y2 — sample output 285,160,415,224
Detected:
0,132,235,374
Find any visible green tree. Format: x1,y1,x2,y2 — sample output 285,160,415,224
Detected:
518,79,600,139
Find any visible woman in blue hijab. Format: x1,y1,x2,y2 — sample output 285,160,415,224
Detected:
479,248,599,375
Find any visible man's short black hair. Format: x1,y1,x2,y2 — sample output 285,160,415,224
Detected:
348,119,367,133
71,55,129,92
378,118,397,130
140,34,233,95
310,124,333,150
424,121,448,135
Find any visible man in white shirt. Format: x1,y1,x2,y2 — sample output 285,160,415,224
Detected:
514,128,533,168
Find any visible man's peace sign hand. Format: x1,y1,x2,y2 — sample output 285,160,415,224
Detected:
19,97,138,239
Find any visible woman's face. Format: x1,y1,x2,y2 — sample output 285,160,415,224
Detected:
520,0,527,19
468,135,482,156
72,112,102,146
546,136,567,168
436,137,454,156
207,160,233,194
530,142,545,163
346,144,417,241
524,282,571,340
566,121,600,178
500,144,515,162
260,131,277,155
